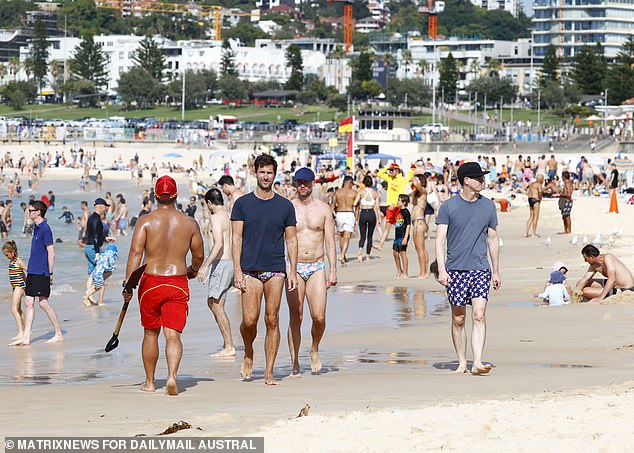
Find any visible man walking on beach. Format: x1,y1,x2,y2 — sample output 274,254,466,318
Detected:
83,198,114,305
525,174,544,238
198,188,236,357
435,162,501,375
123,175,204,395
218,175,244,212
231,154,298,385
286,167,337,376
558,171,573,234
10,200,63,346
575,244,634,303
333,176,357,264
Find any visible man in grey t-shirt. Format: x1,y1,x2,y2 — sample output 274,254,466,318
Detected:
435,162,501,375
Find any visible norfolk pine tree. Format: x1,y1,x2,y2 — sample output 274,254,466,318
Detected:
284,44,303,91
30,18,49,95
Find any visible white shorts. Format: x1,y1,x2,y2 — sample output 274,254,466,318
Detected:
336,212,355,233
207,260,234,300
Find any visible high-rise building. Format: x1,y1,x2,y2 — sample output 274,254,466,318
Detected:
470,0,519,17
532,0,634,60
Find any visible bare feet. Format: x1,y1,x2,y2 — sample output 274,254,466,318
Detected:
140,381,156,392
453,363,468,374
210,347,236,358
165,378,179,396
264,373,278,385
9,336,30,346
471,364,492,375
82,298,92,307
357,254,362,264
10,333,24,341
45,335,64,344
240,357,253,381
338,256,347,266
310,350,322,374
414,274,430,279
396,273,407,279
290,368,302,378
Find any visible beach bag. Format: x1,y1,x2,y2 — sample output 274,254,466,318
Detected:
428,191,440,211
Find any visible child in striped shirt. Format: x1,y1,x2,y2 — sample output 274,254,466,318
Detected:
3,240,26,341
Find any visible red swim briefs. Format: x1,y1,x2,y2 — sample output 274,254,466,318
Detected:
385,206,401,225
138,274,190,332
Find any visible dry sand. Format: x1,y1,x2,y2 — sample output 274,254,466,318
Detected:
1,144,634,450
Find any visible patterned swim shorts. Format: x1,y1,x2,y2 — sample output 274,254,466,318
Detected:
243,270,286,283
446,269,492,307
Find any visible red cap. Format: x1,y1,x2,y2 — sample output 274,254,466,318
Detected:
389,162,400,170
155,175,177,200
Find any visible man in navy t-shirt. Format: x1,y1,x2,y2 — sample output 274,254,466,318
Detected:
10,200,63,346
231,154,298,385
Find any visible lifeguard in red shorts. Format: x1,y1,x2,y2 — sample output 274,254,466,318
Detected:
375,162,414,250
123,175,204,396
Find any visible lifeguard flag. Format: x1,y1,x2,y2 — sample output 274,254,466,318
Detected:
346,132,354,170
338,116,353,134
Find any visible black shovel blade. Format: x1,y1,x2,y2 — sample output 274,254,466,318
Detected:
105,333,119,352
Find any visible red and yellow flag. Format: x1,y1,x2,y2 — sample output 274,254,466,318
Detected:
338,116,353,134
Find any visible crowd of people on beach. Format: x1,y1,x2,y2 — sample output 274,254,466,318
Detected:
2,147,634,394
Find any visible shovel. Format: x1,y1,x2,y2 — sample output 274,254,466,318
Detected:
105,264,147,352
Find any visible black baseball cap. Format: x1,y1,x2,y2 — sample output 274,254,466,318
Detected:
94,197,110,207
457,162,489,184
294,167,315,182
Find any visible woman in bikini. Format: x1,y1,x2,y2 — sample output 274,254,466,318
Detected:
353,175,380,263
411,174,429,279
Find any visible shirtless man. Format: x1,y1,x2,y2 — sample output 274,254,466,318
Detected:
198,188,236,357
123,175,204,396
513,155,524,180
114,195,129,236
286,168,337,376
231,154,298,385
218,175,244,212
576,244,634,302
547,155,558,180
558,171,574,234
333,176,357,264
77,201,90,247
525,174,544,238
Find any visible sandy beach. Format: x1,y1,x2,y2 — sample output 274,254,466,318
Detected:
0,141,633,451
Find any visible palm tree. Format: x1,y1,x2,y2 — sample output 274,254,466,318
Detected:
469,59,481,79
330,44,346,60
402,49,413,76
417,59,429,77
0,63,7,83
486,58,501,77
50,60,64,101
9,56,20,81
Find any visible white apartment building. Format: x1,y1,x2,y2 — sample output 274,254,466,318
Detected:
532,0,634,60
470,0,519,17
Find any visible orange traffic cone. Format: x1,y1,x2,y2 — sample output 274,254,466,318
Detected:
609,189,619,213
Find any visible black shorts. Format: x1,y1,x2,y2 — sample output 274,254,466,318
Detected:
25,273,51,298
380,206,387,216
0,221,6,233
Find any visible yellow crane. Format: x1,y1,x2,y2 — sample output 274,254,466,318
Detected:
95,0,260,41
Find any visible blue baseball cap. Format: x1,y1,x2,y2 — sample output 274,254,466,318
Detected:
294,167,315,182
106,244,118,255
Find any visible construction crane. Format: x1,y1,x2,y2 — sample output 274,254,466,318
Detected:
327,0,353,54
95,1,259,41
417,0,445,40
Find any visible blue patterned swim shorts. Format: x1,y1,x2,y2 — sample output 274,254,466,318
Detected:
446,269,492,307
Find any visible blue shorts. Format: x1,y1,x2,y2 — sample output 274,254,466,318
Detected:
446,269,492,307
118,218,127,231
84,244,98,274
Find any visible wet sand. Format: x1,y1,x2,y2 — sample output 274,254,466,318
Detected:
1,145,634,450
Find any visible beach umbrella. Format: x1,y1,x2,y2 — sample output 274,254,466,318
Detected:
163,152,183,158
363,153,402,162
614,158,634,171
584,115,602,121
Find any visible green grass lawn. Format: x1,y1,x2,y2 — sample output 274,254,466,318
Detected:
0,104,339,123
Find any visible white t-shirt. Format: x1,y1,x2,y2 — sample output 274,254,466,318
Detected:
538,283,570,306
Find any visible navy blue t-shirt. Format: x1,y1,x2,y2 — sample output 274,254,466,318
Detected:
28,220,54,276
231,192,296,272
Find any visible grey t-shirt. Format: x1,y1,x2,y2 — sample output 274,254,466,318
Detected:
436,194,498,271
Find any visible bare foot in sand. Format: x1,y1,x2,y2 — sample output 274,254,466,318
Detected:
165,378,179,396
290,368,302,378
453,363,468,374
241,357,253,381
82,298,92,307
10,333,24,341
338,256,347,266
413,274,430,279
210,347,236,358
140,381,156,392
310,350,322,374
45,335,64,344
264,373,277,385
471,364,492,375
9,336,30,346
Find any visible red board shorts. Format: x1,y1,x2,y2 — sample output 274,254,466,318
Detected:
385,206,401,225
138,274,190,332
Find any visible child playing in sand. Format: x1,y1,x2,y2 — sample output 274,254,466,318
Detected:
3,240,26,340
83,244,118,306
537,271,570,306
393,194,411,279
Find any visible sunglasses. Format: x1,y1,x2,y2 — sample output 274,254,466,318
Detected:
467,175,486,182
28,208,39,213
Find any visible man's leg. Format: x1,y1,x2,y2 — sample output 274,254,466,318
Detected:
471,298,491,374
377,224,391,249
450,305,467,373
163,327,182,396
532,203,541,237
305,270,327,374
286,276,306,376
525,206,534,237
240,277,264,380
9,295,34,346
208,297,235,356
39,297,63,343
339,231,352,263
262,276,285,385
141,327,160,392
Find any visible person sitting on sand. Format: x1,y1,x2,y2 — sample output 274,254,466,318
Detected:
537,271,570,306
574,244,634,303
